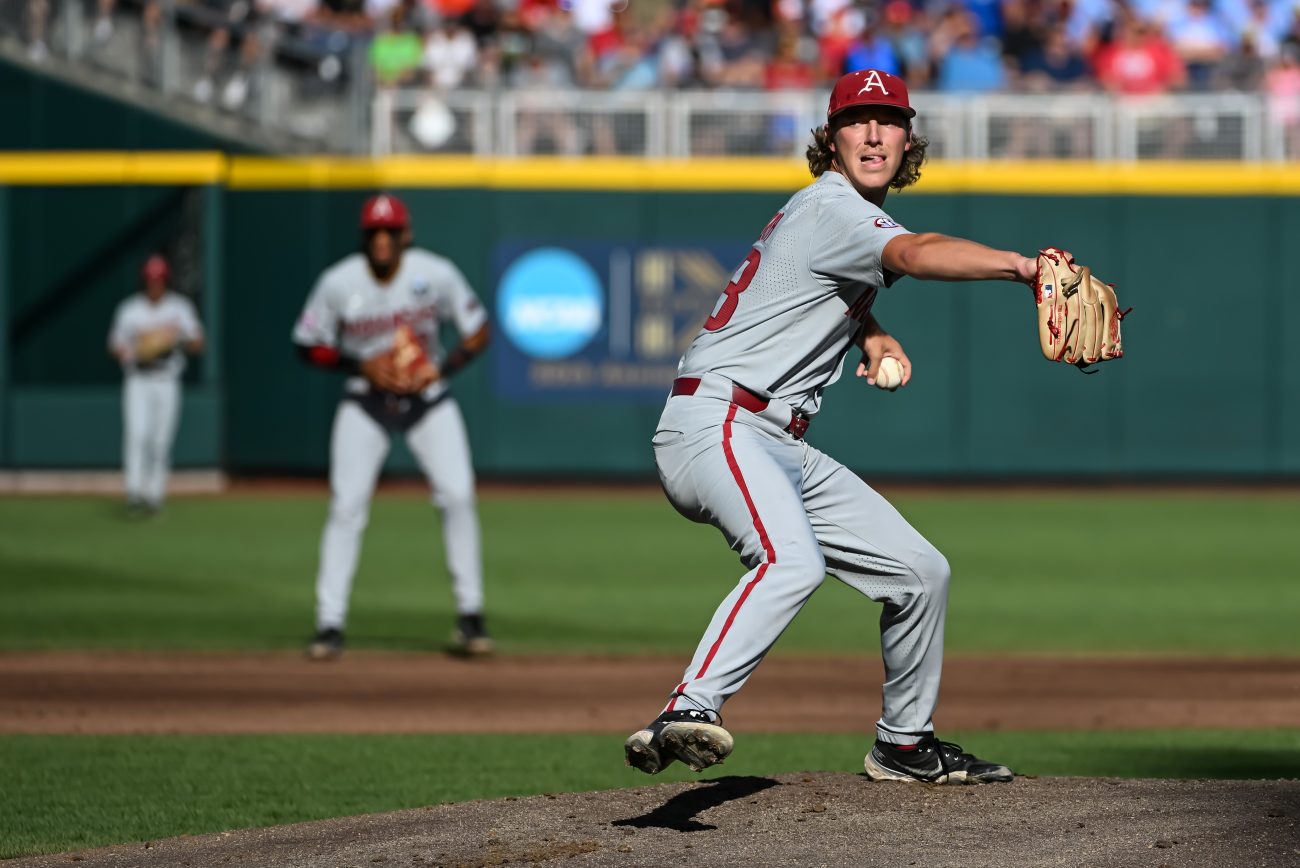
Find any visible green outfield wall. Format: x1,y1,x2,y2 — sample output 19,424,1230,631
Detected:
2,154,1298,478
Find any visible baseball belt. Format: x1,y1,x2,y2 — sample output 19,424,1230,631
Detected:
671,375,811,440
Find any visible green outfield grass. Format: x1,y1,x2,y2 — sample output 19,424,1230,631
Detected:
2,491,1299,655
4,729,1300,859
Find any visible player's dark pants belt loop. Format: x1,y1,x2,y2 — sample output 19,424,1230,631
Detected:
671,376,811,440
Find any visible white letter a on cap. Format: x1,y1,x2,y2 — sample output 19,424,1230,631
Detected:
373,196,393,217
858,69,889,95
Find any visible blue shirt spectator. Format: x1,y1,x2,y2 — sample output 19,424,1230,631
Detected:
962,0,1004,37
938,34,1008,91
843,30,902,75
1021,27,1091,85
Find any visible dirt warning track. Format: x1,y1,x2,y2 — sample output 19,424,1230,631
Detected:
2,652,1297,734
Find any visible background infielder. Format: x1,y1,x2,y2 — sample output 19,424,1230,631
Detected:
626,69,1043,785
293,193,493,660
107,254,205,516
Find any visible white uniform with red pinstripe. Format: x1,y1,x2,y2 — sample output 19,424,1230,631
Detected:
651,171,949,747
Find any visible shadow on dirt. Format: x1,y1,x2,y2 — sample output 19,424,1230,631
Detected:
612,776,781,832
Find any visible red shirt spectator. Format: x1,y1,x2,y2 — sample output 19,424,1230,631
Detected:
764,29,815,89
1093,17,1187,95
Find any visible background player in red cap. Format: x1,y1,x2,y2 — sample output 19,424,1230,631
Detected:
107,253,206,516
624,70,1040,784
293,193,494,660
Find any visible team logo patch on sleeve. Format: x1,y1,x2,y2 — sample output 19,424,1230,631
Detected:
874,217,903,229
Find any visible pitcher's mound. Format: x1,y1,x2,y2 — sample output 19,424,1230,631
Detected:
14,774,1300,867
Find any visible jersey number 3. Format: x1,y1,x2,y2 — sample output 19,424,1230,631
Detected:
703,249,761,332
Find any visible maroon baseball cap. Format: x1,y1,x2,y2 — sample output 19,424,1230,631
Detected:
360,193,410,231
827,69,915,121
141,254,170,284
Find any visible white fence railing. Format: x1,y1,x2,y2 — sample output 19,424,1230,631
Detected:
374,89,1300,162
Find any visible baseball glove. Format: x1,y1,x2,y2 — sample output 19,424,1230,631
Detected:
392,324,436,383
1033,248,1129,371
133,326,178,363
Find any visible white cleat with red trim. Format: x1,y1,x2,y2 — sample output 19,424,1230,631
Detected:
624,709,734,774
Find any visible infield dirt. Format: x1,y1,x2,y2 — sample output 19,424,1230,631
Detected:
8,774,1299,867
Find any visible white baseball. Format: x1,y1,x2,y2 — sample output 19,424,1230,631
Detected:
875,357,904,391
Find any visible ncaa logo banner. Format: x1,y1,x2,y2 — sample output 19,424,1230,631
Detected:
493,241,750,402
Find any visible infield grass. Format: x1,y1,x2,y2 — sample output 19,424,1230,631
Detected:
2,491,1299,655
5,729,1300,859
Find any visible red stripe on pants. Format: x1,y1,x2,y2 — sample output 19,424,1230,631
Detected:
668,403,776,711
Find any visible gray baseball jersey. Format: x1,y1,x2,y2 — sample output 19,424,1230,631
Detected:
108,291,204,376
679,171,910,416
292,248,488,402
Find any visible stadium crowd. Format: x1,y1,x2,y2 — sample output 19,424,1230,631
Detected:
15,0,1300,96
359,0,1300,97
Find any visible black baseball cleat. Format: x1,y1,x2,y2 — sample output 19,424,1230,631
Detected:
624,709,734,775
451,613,494,656
306,627,345,661
865,736,1014,785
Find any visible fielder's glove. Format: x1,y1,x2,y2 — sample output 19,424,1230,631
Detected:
1034,248,1129,372
133,327,178,363
392,324,437,386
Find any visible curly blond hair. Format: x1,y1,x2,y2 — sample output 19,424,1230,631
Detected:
805,124,928,191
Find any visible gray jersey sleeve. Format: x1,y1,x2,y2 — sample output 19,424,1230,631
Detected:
809,193,911,289
176,297,204,342
292,270,341,348
436,259,489,337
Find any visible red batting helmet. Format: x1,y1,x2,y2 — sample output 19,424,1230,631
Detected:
360,194,411,231
141,254,171,284
827,69,915,121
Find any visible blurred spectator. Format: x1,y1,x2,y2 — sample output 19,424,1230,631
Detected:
26,0,48,61
881,0,932,86
459,0,501,44
1265,45,1300,154
1216,30,1267,88
1000,0,1046,71
1235,0,1284,59
843,24,901,76
423,17,477,89
1020,23,1091,88
530,6,591,87
93,0,117,44
817,7,861,79
937,17,1008,91
138,0,164,85
764,23,815,87
964,0,1005,40
1093,13,1187,94
191,1,273,110
368,6,423,87
317,0,371,29
696,5,767,88
1167,0,1233,89
1059,0,1115,55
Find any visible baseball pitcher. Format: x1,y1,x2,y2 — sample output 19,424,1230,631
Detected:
293,194,493,660
625,69,1125,784
107,254,205,516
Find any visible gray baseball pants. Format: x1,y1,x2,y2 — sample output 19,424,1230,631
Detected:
122,371,182,507
653,374,949,745
315,397,483,630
